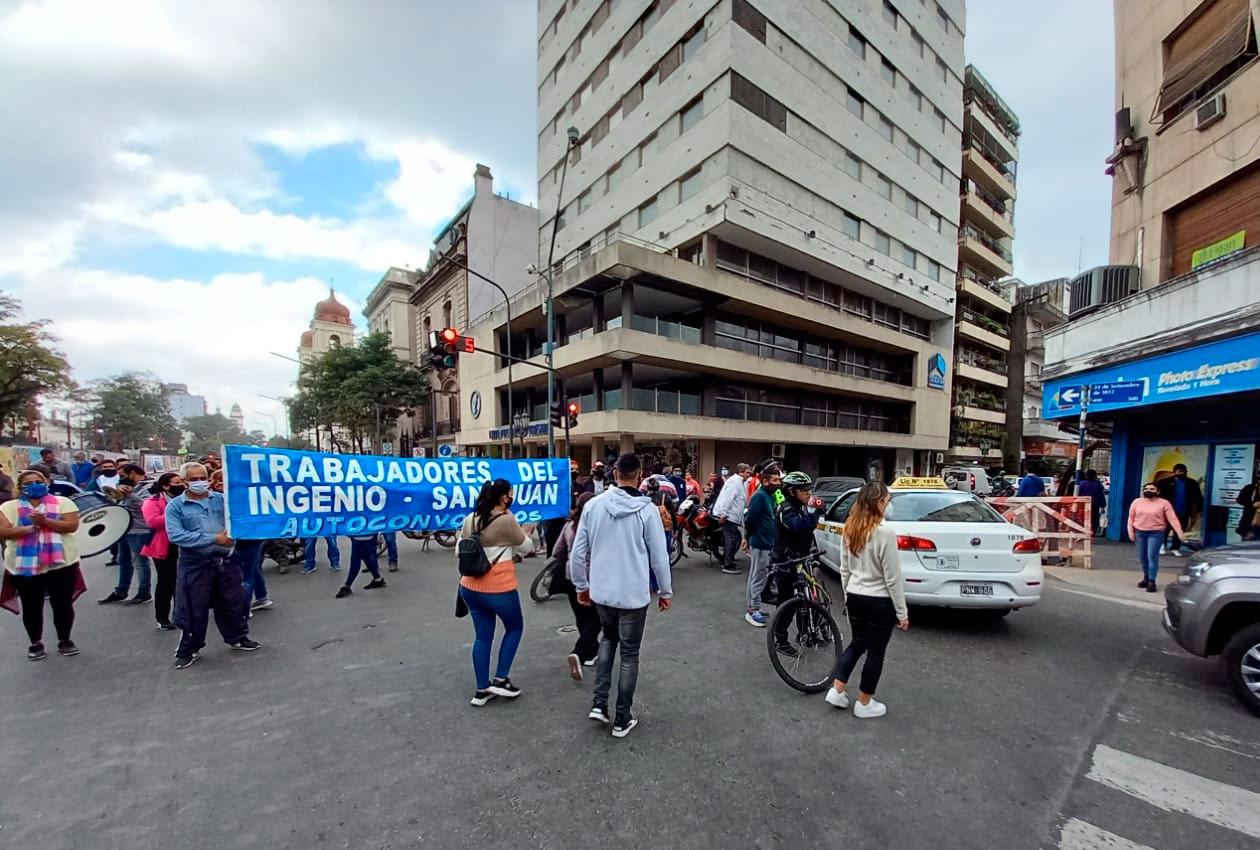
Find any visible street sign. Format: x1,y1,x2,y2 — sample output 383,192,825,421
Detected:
382,441,393,454
1055,386,1082,408
1088,380,1144,404
437,444,454,458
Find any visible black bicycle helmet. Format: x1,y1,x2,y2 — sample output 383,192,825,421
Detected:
781,471,812,492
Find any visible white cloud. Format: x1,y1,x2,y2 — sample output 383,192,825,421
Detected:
8,268,343,428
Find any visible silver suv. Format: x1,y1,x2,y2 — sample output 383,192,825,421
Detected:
1163,542,1260,717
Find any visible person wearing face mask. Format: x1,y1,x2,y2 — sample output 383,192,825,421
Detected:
768,472,824,652
456,478,535,706
579,461,608,496
165,462,259,669
143,473,183,630
741,466,782,627
98,463,153,605
1128,482,1183,593
0,470,85,660
88,460,120,494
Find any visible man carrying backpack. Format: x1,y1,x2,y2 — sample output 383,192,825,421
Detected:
570,453,673,739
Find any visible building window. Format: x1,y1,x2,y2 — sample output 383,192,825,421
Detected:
876,173,892,200
638,197,658,228
842,211,860,240
844,150,862,180
848,25,866,59
881,59,896,86
908,84,923,111
932,158,946,183
578,190,591,214
903,193,919,218
906,139,921,163
638,133,658,167
846,87,864,118
732,0,767,42
606,161,622,192
882,0,898,28
680,95,704,132
731,72,787,132
622,82,643,115
878,116,893,141
679,167,702,201
937,57,948,82
1154,0,1257,123
930,211,943,233
912,29,926,58
935,107,947,133
874,230,891,255
442,301,452,328
927,260,941,281
900,243,916,268
682,22,706,61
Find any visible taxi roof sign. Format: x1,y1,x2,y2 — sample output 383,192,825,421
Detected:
890,476,948,489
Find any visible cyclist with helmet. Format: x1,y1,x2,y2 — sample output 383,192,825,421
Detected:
769,472,823,652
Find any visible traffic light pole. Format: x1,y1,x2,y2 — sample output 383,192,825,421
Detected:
544,128,581,459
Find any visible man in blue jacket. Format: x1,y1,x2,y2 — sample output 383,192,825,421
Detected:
1017,473,1046,497
741,466,781,627
570,453,673,739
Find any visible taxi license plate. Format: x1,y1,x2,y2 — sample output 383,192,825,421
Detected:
960,584,993,597
934,554,960,570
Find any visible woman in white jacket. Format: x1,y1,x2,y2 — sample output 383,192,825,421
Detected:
825,481,909,719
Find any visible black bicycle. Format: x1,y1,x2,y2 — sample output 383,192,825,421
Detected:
766,551,844,693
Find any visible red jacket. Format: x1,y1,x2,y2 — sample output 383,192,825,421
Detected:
141,494,172,559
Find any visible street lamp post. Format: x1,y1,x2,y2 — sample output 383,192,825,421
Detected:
513,411,530,459
542,126,582,459
257,394,291,439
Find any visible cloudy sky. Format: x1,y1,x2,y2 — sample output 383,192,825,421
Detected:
0,0,1113,430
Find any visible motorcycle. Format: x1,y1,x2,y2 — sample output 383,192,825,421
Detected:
263,538,305,574
989,471,1017,498
675,497,725,566
401,529,457,550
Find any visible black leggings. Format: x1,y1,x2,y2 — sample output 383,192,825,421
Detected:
153,551,179,626
10,567,78,644
832,593,897,695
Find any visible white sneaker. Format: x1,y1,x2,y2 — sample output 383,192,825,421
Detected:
852,698,887,719
1160,545,1168,554
1171,550,1184,558
824,687,849,710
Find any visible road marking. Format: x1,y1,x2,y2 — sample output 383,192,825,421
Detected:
1051,585,1164,612
1058,818,1156,850
1086,744,1260,839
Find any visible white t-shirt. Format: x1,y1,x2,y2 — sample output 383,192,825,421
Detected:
1,496,81,574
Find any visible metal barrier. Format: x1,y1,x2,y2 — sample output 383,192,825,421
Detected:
987,496,1094,569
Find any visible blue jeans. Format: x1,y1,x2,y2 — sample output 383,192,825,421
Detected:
233,540,268,603
345,537,382,586
382,532,398,564
458,587,524,690
593,604,649,723
304,537,340,571
1135,530,1163,580
116,532,153,596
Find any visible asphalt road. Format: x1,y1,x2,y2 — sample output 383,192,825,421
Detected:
0,539,1256,850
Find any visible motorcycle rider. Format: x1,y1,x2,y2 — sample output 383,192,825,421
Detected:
769,472,823,654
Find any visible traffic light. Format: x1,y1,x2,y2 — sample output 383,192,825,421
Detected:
566,400,579,428
549,399,563,429
428,327,461,370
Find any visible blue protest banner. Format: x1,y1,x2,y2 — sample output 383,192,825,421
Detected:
222,445,570,539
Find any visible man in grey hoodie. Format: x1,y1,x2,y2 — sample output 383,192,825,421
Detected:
570,452,673,738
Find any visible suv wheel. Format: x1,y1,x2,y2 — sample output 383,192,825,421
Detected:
1222,622,1260,718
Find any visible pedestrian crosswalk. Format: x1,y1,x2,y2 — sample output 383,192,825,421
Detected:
1052,743,1260,849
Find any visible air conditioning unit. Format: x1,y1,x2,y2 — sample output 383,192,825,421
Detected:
1193,94,1226,131
770,443,786,458
1068,265,1140,318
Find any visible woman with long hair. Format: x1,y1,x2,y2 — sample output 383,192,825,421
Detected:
143,472,184,630
0,470,86,659
456,478,535,706
825,481,908,719
550,491,599,680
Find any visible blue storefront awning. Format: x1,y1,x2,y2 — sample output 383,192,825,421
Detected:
1043,329,1260,420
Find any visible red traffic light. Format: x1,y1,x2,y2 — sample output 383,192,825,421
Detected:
567,401,580,415
440,327,459,344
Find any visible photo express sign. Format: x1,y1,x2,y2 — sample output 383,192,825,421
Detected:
1042,330,1260,420
223,445,570,539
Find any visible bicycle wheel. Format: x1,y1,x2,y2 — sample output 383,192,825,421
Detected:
433,530,456,548
669,532,683,566
529,558,558,603
767,598,843,693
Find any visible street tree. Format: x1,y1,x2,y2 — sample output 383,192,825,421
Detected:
0,293,76,435
88,373,180,452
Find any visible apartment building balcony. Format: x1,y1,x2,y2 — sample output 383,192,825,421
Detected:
962,141,1017,203
956,361,1009,388
959,223,1014,279
956,308,1011,353
957,266,1012,314
961,179,1015,241
957,404,1006,425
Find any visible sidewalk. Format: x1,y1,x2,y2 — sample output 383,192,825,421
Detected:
1043,539,1185,610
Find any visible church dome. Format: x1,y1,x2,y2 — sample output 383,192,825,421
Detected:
300,329,314,347
314,288,352,325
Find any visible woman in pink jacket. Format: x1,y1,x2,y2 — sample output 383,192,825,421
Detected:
1127,481,1184,593
141,472,184,630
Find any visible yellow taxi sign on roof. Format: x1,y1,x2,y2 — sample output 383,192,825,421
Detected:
890,476,948,489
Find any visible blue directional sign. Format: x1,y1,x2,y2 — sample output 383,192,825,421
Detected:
1054,386,1082,408
1089,380,1144,405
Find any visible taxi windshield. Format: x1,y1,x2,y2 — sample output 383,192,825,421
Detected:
887,492,1004,523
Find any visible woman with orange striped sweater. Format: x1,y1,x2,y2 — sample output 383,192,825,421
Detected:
457,479,535,706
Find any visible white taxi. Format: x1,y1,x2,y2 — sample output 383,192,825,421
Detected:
813,477,1044,614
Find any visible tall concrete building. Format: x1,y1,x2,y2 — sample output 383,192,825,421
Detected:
364,267,418,363
1002,278,1072,474
161,383,207,425
1043,0,1260,545
946,64,1018,466
458,0,966,478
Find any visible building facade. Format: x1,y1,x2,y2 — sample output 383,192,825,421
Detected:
1042,0,1260,545
466,0,967,477
408,164,539,456
364,268,417,363
297,289,356,363
162,383,207,425
946,64,1018,466
1003,278,1072,474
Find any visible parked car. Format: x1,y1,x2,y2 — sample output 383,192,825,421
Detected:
812,476,867,502
941,466,995,496
1163,542,1260,717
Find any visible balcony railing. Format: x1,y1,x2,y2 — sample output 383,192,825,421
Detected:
959,308,1010,338
960,223,1013,263
965,138,1017,181
958,264,1006,296
961,178,1014,221
957,347,1008,374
